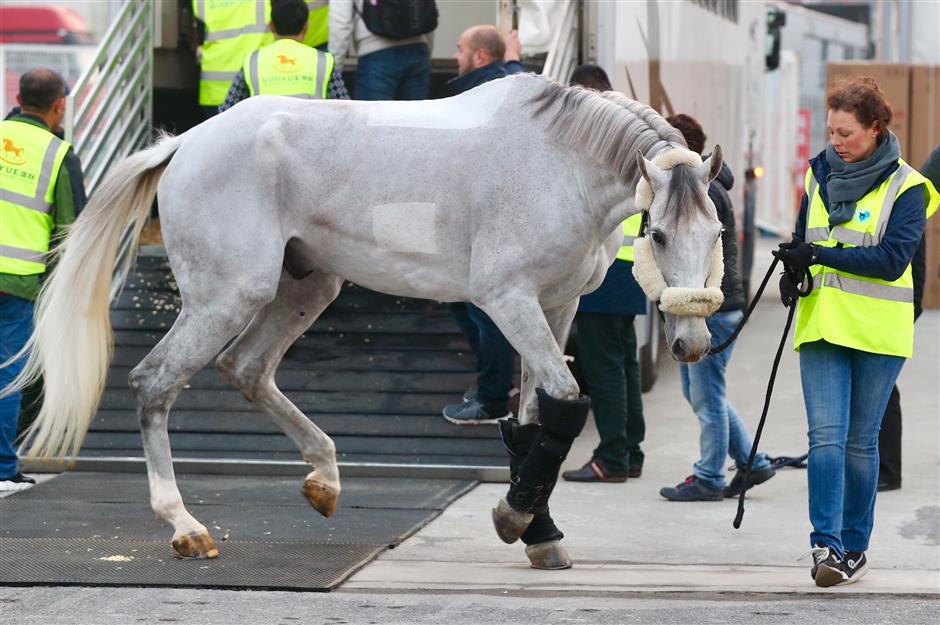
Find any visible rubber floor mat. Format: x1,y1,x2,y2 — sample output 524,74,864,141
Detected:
0,473,475,590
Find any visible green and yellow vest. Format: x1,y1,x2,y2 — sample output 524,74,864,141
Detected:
194,0,273,106
244,38,334,99
794,160,939,358
0,120,70,275
302,0,329,48
616,213,643,262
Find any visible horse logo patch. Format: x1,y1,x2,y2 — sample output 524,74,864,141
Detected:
274,54,300,73
0,138,27,166
855,209,871,223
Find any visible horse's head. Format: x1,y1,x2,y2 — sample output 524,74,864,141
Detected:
632,146,725,363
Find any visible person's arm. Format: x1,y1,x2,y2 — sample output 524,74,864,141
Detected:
218,69,249,113
328,0,355,70
51,149,85,243
503,29,525,74
912,234,926,321
327,70,350,100
791,192,808,242
815,185,926,282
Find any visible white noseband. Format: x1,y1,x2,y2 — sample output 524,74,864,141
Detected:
631,148,725,317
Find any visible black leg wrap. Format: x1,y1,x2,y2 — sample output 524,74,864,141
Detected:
499,417,564,545
505,388,590,515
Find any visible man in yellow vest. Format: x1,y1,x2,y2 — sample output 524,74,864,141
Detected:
218,0,348,113
193,0,272,116
0,69,86,492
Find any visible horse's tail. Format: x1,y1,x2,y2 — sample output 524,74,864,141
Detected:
3,131,184,460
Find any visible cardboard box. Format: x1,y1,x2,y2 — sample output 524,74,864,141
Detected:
827,63,911,159
910,65,940,171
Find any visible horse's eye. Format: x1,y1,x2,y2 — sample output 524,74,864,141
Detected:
651,230,666,246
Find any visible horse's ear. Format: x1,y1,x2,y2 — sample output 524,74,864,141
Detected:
636,151,667,188
700,144,723,183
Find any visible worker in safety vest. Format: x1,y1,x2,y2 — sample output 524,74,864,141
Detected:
301,0,329,49
561,66,648,487
777,76,938,588
218,0,348,113
0,69,86,493
193,0,273,115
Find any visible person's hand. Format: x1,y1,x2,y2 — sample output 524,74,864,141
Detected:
779,272,801,307
505,29,522,62
772,240,819,277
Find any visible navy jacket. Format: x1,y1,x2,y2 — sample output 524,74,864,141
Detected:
793,149,927,283
447,60,526,96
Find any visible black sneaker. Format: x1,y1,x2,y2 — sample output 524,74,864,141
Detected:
724,465,776,498
841,551,869,584
800,544,848,587
442,399,509,425
659,475,724,501
0,472,37,493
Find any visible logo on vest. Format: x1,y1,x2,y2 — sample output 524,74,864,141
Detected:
855,209,871,223
274,54,301,73
0,138,27,166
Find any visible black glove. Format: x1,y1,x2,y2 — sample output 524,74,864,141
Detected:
779,272,801,307
773,241,819,277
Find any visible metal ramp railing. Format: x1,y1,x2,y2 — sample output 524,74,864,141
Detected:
62,0,154,303
540,0,580,84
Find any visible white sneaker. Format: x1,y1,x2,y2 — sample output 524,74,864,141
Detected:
0,472,37,493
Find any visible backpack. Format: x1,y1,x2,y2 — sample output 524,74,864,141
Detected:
358,0,438,40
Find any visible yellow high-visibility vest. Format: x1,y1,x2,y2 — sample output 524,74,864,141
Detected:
194,0,273,106
302,0,329,48
616,213,643,262
0,120,70,275
794,160,939,358
244,38,334,99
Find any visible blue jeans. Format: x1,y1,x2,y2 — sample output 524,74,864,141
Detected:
355,43,430,101
800,340,905,556
450,302,515,413
680,310,771,490
0,294,34,478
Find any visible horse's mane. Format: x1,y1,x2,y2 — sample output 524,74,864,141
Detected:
528,80,687,188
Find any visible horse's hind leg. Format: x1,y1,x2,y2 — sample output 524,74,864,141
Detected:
216,269,344,516
130,295,273,558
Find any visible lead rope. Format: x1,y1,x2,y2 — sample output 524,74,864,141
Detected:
700,255,812,528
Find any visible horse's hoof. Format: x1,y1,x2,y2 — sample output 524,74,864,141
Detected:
303,478,340,517
491,497,533,544
171,530,219,559
525,540,572,570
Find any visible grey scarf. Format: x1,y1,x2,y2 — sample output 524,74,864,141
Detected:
825,131,901,226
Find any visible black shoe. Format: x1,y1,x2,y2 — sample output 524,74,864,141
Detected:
628,465,643,479
724,465,776,498
0,472,37,493
800,544,847,587
442,399,509,425
877,479,901,492
841,551,869,585
659,475,724,501
561,459,627,483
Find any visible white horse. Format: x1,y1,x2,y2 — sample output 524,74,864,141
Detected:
7,74,725,568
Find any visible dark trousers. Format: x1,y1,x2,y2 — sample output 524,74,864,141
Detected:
878,384,902,487
575,313,645,473
449,302,515,413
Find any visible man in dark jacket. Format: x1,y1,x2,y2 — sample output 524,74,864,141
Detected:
878,144,938,491
442,26,526,424
658,114,776,501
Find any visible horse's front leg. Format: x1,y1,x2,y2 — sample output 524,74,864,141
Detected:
476,294,589,551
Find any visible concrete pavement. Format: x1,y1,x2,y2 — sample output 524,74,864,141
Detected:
342,289,940,596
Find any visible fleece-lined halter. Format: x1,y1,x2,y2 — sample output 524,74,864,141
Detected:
631,148,725,317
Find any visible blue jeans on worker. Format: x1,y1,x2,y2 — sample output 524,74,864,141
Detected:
800,339,905,556
0,294,33,479
680,310,771,491
450,302,515,413
355,43,431,101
